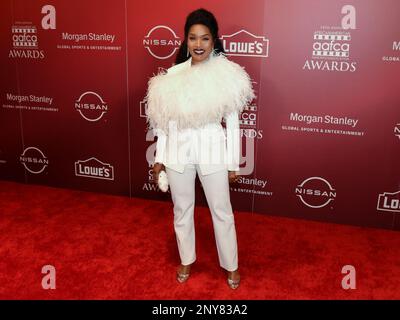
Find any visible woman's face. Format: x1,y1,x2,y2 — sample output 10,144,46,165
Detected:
187,24,214,65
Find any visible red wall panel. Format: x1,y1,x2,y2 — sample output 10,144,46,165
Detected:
1,0,399,229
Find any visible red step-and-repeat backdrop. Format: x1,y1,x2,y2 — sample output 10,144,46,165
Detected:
1,0,399,230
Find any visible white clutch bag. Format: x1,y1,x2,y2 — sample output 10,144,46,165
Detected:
158,170,169,192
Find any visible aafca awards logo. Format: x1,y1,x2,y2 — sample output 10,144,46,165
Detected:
303,5,357,72
220,30,269,57
238,100,263,140
295,177,336,208
143,124,169,193
9,24,45,59
75,91,108,122
143,164,168,192
377,191,400,213
75,157,114,180
143,25,181,60
20,147,48,174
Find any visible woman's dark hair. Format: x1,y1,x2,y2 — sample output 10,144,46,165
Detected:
175,8,225,65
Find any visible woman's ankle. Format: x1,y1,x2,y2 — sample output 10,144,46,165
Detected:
178,263,192,273
227,269,240,278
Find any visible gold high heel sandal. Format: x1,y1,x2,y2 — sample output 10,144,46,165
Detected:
227,277,240,289
176,271,190,283
176,264,191,283
227,271,240,289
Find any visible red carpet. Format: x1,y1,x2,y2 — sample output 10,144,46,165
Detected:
0,180,399,300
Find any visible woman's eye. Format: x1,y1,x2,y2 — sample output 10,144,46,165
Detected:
203,38,209,41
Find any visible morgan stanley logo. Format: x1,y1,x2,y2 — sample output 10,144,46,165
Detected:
295,177,336,209
75,91,108,122
75,157,114,180
20,147,48,174
220,30,269,57
377,191,400,213
143,25,181,60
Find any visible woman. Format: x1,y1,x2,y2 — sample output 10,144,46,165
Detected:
146,8,254,289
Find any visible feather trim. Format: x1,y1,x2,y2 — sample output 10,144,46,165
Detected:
146,52,255,132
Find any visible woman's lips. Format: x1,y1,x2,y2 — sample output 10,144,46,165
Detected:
193,49,205,55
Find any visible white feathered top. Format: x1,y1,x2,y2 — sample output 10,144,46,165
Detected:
145,52,255,132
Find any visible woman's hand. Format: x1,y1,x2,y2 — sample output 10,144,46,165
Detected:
228,171,240,184
153,162,165,183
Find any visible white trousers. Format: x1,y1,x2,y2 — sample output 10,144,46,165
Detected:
166,164,238,272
